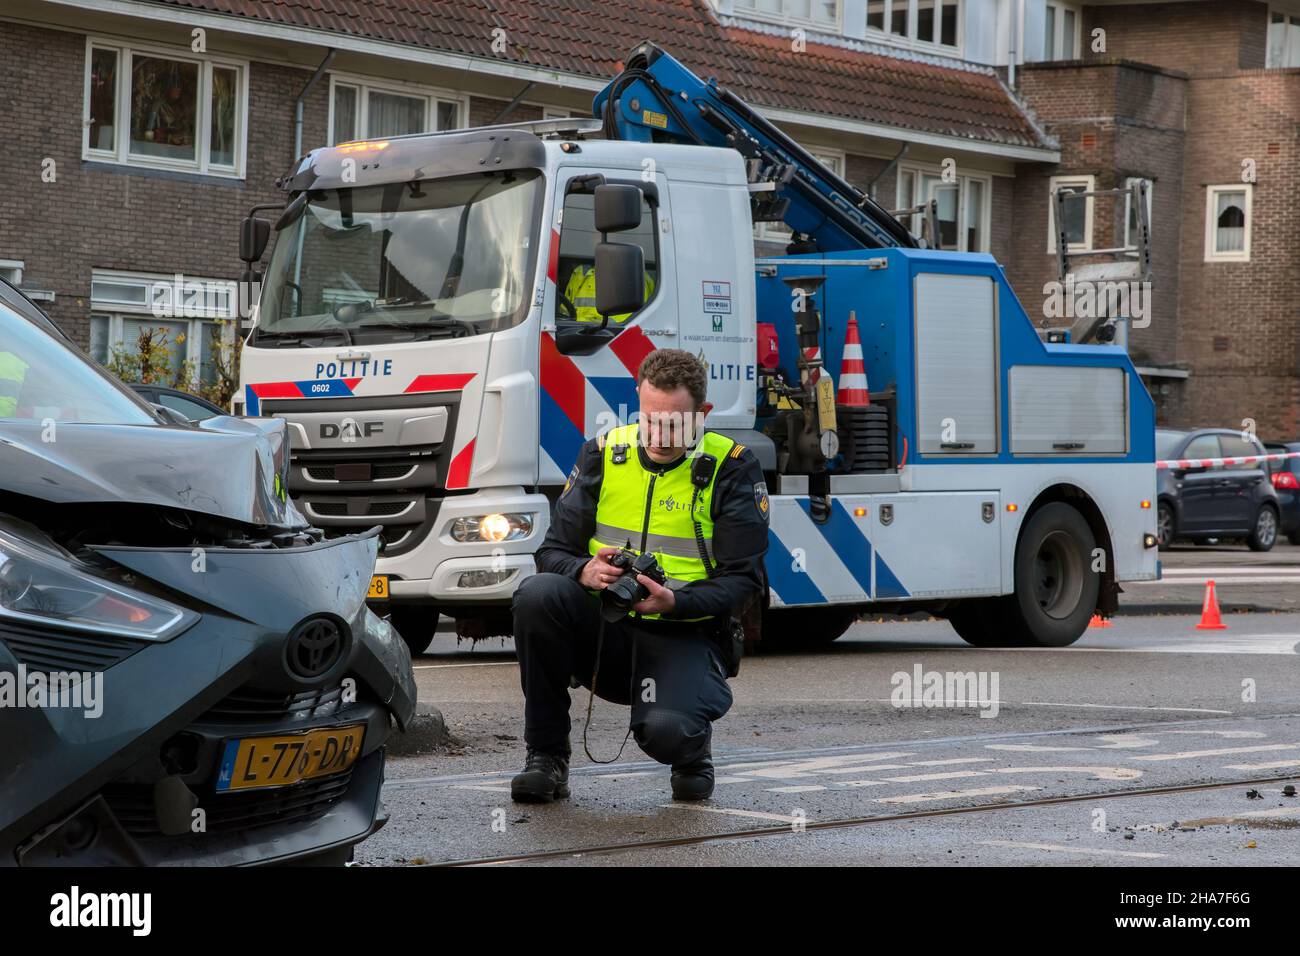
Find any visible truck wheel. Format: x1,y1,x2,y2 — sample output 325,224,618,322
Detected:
1156,502,1175,551
1006,503,1099,648
389,605,441,657
1247,505,1278,552
760,606,859,649
946,599,1022,647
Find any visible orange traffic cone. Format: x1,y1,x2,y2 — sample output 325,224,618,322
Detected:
1088,614,1113,629
1196,579,1227,630
836,312,870,406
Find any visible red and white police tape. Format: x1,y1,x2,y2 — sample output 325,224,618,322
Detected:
1156,450,1300,470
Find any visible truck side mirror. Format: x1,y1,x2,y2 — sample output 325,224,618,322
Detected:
593,184,642,233
239,216,271,264
594,242,645,318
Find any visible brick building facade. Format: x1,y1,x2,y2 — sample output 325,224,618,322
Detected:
0,0,1295,435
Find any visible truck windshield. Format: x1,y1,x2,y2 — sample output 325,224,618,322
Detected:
255,169,542,344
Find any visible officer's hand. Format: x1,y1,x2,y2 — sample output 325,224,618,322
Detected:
631,575,676,615
579,547,623,590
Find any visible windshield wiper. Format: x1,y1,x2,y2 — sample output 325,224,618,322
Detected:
251,328,355,348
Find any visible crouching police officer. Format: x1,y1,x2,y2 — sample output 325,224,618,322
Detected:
511,349,769,802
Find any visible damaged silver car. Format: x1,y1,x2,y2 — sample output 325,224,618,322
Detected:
0,285,416,866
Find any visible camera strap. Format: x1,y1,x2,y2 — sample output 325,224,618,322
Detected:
582,615,636,765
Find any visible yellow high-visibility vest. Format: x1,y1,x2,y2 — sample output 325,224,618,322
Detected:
587,422,737,621
0,352,28,418
564,266,655,324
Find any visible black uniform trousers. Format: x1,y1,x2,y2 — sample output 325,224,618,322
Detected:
512,572,734,767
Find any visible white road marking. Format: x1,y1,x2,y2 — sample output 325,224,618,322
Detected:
881,770,989,783
1125,638,1300,655
875,785,1041,805
996,765,1143,782
1133,743,1300,761
1158,567,1300,575
977,840,1165,859
725,753,918,779
662,805,805,824
1019,701,1233,714
1167,729,1267,738
1130,577,1300,585
413,661,516,670
1095,734,1161,749
908,758,997,766
766,785,827,794
986,743,1093,752
1221,759,1300,770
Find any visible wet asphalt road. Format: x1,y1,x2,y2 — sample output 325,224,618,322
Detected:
358,605,1300,866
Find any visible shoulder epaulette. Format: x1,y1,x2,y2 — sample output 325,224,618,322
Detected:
729,443,746,460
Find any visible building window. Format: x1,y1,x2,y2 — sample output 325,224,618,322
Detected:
1267,9,1300,67
1204,185,1252,262
1044,1,1081,60
329,76,464,144
1047,175,1094,253
1123,177,1153,250
755,149,845,249
89,271,234,386
83,38,247,177
896,165,990,252
866,0,960,48
734,0,840,29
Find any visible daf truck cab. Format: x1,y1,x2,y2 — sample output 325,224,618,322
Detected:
237,121,758,653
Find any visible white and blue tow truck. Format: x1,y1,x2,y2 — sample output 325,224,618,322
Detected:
234,41,1158,654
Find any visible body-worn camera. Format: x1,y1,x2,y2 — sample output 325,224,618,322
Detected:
600,548,668,621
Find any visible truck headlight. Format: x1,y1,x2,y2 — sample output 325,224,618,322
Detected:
450,513,534,543
0,534,198,642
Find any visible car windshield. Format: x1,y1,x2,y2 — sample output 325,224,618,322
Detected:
255,170,543,344
1155,430,1186,459
0,303,157,425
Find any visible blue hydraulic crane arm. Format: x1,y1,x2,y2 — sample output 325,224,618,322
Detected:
592,41,918,251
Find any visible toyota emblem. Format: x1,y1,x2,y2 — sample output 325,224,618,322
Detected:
285,616,346,679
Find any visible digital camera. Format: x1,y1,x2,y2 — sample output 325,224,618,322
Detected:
600,548,668,621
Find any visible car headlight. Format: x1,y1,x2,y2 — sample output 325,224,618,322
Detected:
450,513,534,543
0,534,198,641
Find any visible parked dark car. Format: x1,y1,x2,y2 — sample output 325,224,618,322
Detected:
130,383,227,421
0,295,415,865
1264,440,1300,545
1155,428,1280,551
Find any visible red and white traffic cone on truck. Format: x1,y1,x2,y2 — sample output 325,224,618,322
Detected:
837,313,870,406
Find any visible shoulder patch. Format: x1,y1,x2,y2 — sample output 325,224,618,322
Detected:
753,480,769,522
560,462,579,498
729,443,745,460
597,433,606,451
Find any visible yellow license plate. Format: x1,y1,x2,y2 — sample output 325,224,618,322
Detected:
216,724,365,792
368,574,389,599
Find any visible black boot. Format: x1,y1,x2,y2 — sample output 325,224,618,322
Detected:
511,748,570,803
670,753,715,801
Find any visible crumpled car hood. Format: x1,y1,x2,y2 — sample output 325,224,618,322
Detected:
0,415,307,529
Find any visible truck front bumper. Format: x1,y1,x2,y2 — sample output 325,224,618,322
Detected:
375,486,549,604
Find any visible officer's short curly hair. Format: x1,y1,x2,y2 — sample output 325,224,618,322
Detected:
637,349,708,406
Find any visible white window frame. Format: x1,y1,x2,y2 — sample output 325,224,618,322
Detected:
89,270,236,384
82,36,249,179
1047,174,1094,253
1044,1,1083,61
327,73,467,145
732,0,843,31
755,147,846,245
1266,7,1300,68
895,162,992,252
1204,184,1253,263
865,0,963,51
1123,177,1153,250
